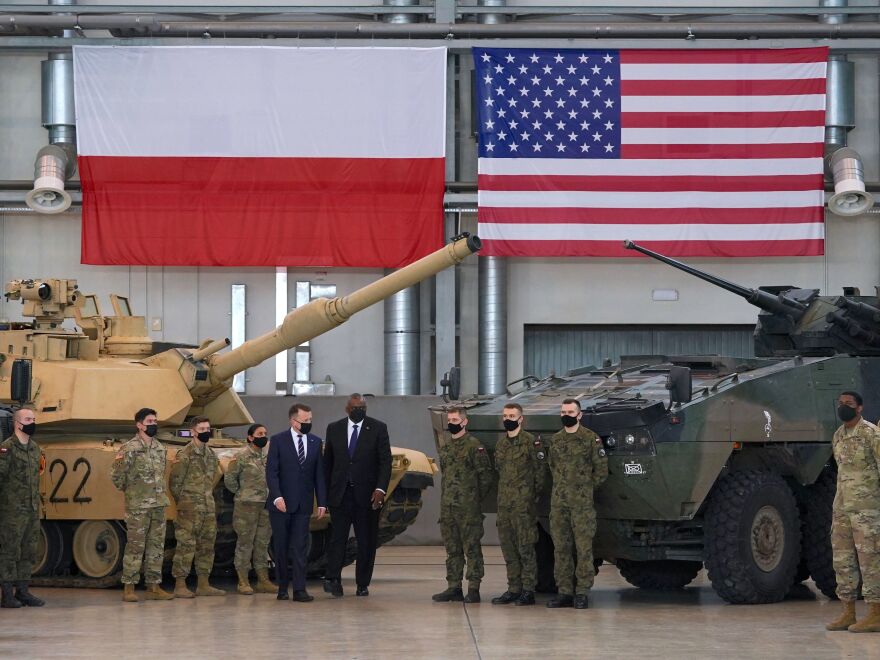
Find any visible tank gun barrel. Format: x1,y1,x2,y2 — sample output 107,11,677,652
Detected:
209,234,482,382
191,338,231,362
623,240,806,319
834,296,880,324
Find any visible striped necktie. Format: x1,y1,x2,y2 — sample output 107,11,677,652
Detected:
297,435,306,466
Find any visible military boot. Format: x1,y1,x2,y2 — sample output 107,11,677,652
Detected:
122,584,139,603
826,601,857,631
196,575,226,596
849,603,880,633
254,569,276,594
145,583,174,601
491,590,521,605
1,583,22,608
432,586,464,602
464,586,481,604
546,594,574,608
174,577,195,599
237,571,254,595
14,583,45,607
515,591,536,606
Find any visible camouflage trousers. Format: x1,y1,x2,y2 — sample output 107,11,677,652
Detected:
172,508,217,578
0,509,39,583
122,506,167,585
550,503,597,596
440,509,485,588
232,501,271,573
832,507,880,603
496,508,538,592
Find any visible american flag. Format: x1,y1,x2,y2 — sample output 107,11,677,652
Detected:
474,47,828,258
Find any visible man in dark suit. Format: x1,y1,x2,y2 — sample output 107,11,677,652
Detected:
322,394,392,597
266,403,327,602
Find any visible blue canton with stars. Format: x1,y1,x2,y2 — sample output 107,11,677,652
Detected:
473,48,622,159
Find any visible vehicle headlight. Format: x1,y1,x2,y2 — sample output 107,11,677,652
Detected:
625,433,635,446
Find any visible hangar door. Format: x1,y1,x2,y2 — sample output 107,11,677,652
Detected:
524,324,756,378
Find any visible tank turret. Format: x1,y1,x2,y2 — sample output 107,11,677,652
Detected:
624,240,880,357
0,234,482,431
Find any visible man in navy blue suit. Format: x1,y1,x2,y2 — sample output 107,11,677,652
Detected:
266,403,327,602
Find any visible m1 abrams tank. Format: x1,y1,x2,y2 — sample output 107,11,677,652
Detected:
0,234,481,587
431,240,878,604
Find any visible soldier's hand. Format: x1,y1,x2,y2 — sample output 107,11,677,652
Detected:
316,506,327,519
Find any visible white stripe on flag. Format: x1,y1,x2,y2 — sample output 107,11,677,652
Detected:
478,190,824,209
621,126,825,145
620,62,826,81
73,46,447,158
478,222,825,242
477,157,823,177
621,95,826,113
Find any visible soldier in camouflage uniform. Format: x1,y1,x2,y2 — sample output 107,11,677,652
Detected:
0,408,46,608
546,398,608,610
433,407,494,604
826,390,880,633
224,423,275,595
491,402,547,607
170,416,225,597
111,407,174,602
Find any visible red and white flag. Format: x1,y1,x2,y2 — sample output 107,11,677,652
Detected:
74,46,446,267
474,47,827,258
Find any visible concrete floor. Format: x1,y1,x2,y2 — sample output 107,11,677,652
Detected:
1,547,876,660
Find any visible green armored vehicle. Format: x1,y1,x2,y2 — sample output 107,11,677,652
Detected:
431,241,879,604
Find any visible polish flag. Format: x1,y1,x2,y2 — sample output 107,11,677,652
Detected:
73,46,447,267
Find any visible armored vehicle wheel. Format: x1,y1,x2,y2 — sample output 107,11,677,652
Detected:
801,465,837,600
376,487,423,547
616,559,702,591
72,521,126,578
33,521,66,577
704,471,801,604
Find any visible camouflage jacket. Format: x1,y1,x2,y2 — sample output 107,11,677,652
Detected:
0,437,43,515
547,425,608,506
832,418,880,512
494,430,546,514
438,432,493,511
224,446,268,504
169,440,220,513
111,435,170,511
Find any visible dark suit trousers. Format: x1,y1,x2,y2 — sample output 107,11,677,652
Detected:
326,485,380,587
269,510,311,591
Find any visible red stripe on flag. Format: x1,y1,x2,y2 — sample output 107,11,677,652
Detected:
478,206,824,225
620,48,829,65
620,143,824,159
621,110,825,128
621,78,826,97
478,173,821,192
79,155,444,267
480,239,825,258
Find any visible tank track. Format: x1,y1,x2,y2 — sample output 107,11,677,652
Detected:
376,486,423,547
31,572,122,588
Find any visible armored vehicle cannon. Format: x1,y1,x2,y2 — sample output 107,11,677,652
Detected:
431,241,870,604
0,234,481,585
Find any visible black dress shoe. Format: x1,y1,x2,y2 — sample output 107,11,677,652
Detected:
356,586,369,597
546,594,574,608
574,594,589,609
491,591,521,605
293,590,314,602
277,591,289,601
514,591,535,606
324,579,343,598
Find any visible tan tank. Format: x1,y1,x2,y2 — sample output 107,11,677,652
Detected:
0,234,480,586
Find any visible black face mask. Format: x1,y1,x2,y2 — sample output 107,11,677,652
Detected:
197,431,212,443
252,437,268,449
561,415,579,428
144,424,158,438
297,422,312,435
20,422,36,436
503,418,520,432
838,405,858,422
447,423,464,435
349,408,367,424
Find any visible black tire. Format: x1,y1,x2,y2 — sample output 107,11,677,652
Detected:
801,464,838,600
703,470,801,604
617,559,702,591
534,523,557,593
33,521,65,577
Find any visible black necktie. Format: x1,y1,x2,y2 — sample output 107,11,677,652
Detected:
349,424,359,458
297,434,306,466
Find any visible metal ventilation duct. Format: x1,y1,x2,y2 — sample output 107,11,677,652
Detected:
383,0,418,25
384,275,420,394
478,0,506,26
478,255,507,395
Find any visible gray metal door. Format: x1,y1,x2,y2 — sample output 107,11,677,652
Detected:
524,324,755,377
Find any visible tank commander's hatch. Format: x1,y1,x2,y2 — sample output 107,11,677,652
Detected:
110,294,132,317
